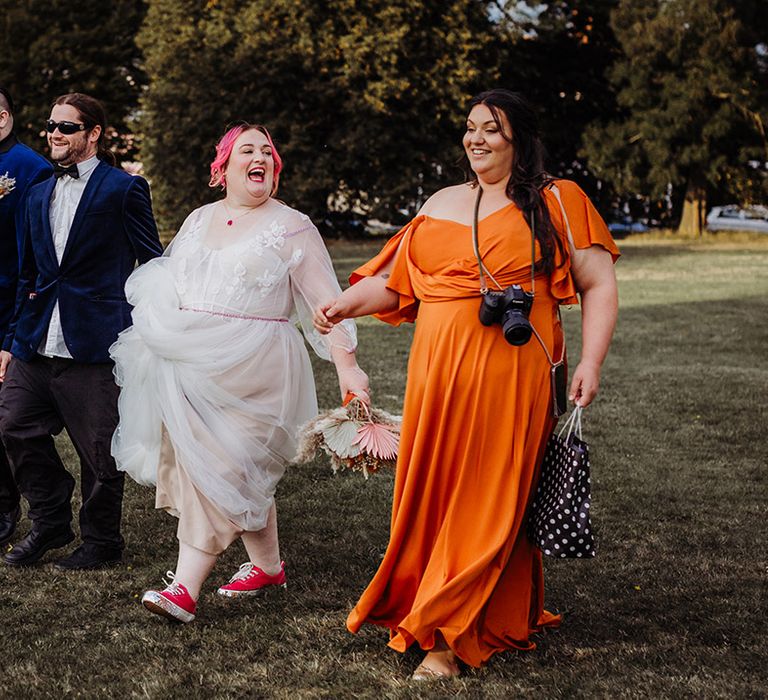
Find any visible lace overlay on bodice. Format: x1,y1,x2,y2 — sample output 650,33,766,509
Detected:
166,201,355,358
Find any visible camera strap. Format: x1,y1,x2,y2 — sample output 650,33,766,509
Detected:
472,186,536,295
471,185,565,369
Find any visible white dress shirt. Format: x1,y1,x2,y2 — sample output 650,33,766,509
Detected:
39,155,100,358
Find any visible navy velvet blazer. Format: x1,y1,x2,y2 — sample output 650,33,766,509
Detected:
0,136,53,347
4,160,163,363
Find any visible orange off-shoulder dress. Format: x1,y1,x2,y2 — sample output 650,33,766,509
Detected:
346,180,620,668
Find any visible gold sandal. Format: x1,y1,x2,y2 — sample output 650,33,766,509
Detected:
412,664,451,681
411,655,460,682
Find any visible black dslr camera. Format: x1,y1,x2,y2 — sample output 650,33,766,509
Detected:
478,284,534,346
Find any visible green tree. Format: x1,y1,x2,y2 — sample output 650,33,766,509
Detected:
582,0,768,234
0,0,146,162
493,0,622,210
137,0,498,234
134,0,224,231
317,1,497,219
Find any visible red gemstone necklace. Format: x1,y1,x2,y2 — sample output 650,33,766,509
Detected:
221,200,257,227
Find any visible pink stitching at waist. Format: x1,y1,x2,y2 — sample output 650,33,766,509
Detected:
180,306,289,322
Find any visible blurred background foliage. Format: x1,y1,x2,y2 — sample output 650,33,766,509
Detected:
1,0,766,236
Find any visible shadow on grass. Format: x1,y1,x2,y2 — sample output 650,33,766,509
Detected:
0,286,765,697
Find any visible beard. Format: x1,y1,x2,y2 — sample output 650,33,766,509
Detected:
51,137,91,165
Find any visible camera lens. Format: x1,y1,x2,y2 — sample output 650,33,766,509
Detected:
502,311,533,346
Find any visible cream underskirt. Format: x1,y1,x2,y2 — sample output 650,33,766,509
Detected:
156,430,245,555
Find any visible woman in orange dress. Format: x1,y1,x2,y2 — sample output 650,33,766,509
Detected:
314,89,619,679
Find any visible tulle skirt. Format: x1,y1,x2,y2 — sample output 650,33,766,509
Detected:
110,258,318,531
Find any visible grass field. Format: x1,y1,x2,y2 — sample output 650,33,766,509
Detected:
0,234,766,699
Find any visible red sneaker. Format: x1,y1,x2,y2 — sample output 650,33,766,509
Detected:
141,571,197,623
217,561,286,598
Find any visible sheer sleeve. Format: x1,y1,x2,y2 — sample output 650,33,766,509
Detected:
288,220,357,361
163,206,207,258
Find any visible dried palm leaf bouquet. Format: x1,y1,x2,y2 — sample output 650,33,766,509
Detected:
294,393,401,478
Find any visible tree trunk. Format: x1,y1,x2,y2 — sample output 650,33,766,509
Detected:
677,178,707,236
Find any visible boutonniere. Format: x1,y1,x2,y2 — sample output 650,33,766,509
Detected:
0,172,16,200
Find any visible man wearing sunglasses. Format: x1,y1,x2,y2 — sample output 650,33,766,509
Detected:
0,87,53,549
0,92,162,570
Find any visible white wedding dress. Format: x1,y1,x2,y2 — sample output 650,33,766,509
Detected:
110,201,356,532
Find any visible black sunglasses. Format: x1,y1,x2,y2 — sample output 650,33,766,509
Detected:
45,119,87,135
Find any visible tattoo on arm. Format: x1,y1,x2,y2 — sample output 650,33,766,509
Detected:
380,273,390,279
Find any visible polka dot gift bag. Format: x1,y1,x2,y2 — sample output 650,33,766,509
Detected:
527,406,596,558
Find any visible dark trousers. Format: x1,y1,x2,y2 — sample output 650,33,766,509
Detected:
0,378,21,512
0,355,124,550
0,387,20,513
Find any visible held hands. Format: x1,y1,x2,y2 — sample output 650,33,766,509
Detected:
313,298,350,335
568,360,600,408
0,350,12,382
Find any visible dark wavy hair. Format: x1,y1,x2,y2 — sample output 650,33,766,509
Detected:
467,89,563,273
52,93,115,166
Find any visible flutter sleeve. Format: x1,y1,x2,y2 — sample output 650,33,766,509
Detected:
289,219,357,361
546,180,620,305
349,217,423,326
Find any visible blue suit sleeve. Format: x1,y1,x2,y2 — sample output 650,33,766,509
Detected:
122,176,163,263
14,164,52,270
2,198,37,352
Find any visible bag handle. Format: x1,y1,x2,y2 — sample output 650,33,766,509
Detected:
558,405,583,441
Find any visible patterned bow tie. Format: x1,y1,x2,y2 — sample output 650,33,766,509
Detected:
53,163,79,179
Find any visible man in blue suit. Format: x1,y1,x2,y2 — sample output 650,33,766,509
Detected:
0,87,53,547
0,92,163,569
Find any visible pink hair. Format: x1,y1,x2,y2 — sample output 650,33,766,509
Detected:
208,123,283,195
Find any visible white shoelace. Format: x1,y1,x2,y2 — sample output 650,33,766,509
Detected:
161,570,185,595
229,562,256,583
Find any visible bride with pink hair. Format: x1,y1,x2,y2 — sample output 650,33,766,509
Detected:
111,122,368,623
